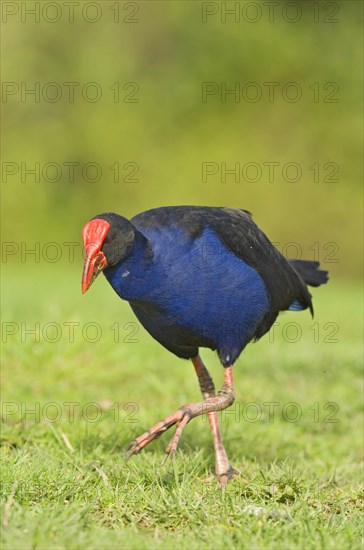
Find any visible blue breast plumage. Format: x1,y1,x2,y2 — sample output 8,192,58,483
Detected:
104,224,269,365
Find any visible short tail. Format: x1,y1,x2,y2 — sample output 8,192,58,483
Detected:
289,260,329,287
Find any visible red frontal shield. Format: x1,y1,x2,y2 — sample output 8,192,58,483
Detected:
81,218,110,293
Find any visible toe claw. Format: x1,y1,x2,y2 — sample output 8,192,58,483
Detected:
219,474,229,490
161,449,175,466
218,465,238,488
123,442,138,460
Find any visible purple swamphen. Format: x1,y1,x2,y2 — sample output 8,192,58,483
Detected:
81,206,328,486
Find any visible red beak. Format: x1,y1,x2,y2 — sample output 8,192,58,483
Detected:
82,219,110,294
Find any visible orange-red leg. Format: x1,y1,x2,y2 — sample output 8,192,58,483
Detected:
192,356,236,486
125,356,236,486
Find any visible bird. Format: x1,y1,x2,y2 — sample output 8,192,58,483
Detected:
81,206,329,486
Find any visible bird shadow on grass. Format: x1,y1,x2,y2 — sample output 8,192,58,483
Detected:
71,429,317,500
78,422,263,461
80,426,208,457
75,418,306,489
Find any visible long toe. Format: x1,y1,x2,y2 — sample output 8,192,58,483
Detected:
125,409,185,457
162,414,191,463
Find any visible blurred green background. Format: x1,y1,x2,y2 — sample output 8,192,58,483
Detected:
2,0,363,280
1,4,363,548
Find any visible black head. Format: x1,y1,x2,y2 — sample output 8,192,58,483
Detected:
92,213,136,266
81,212,136,293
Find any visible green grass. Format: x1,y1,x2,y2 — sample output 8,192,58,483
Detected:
1,267,363,549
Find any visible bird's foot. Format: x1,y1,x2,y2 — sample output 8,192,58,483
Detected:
214,441,238,489
218,465,238,490
125,407,192,459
